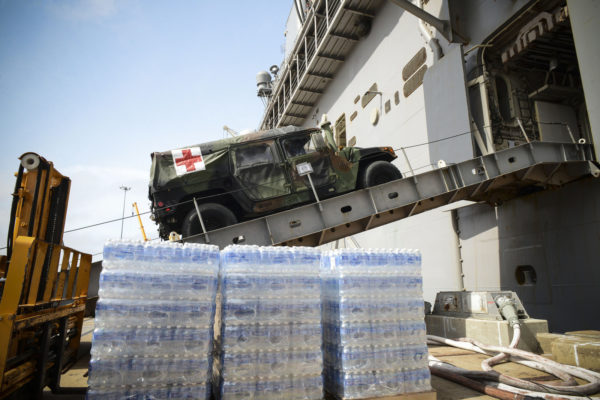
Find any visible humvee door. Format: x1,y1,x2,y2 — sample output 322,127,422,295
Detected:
281,131,335,192
231,140,291,201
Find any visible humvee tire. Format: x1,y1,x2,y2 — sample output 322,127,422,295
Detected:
361,160,402,187
181,203,237,238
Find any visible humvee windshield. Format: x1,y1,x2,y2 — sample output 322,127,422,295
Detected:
282,132,325,158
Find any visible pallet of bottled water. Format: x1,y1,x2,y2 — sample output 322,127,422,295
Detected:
88,240,219,400
322,249,431,399
219,245,323,400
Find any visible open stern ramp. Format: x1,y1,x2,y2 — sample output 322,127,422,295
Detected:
185,142,598,248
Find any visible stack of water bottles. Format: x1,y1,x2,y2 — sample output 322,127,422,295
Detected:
321,249,431,399
88,240,219,400
219,245,323,400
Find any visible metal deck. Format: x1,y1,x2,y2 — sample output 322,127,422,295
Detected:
185,141,599,249
43,318,600,399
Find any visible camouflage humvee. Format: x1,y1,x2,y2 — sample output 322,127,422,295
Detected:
149,121,401,240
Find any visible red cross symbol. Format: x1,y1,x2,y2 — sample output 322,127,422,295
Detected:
175,149,203,172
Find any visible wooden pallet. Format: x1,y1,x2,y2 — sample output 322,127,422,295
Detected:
325,390,437,400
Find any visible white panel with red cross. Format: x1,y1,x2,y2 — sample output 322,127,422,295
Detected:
171,147,206,176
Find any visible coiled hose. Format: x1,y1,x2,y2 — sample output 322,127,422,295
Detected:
427,296,600,398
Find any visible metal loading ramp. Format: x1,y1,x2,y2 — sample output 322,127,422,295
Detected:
185,141,599,249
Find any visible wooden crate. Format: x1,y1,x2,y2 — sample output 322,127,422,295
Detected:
325,390,437,400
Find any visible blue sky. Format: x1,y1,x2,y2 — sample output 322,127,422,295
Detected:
0,0,293,260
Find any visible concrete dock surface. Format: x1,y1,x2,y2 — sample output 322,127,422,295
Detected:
42,318,599,399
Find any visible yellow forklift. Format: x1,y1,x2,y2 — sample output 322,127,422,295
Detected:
0,153,92,399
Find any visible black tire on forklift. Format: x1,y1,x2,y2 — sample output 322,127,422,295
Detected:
360,160,402,188
181,203,237,238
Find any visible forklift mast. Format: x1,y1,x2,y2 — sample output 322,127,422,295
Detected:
0,153,91,399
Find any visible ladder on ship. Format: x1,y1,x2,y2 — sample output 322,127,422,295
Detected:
184,141,599,249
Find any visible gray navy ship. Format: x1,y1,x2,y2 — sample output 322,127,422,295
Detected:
255,0,600,333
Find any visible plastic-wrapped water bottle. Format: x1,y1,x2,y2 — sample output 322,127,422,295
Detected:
221,245,261,275
372,322,402,345
87,384,210,400
290,374,324,400
322,248,430,398
219,245,323,400
102,239,135,270
378,370,405,396
95,326,212,357
339,371,377,399
414,367,433,392
90,240,219,399
291,322,322,349
403,368,419,394
221,379,256,400
401,320,427,345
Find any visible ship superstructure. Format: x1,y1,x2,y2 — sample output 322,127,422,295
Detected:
257,0,600,332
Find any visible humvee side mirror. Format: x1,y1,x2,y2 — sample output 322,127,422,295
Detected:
348,136,357,147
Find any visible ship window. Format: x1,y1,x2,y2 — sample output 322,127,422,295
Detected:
404,65,427,98
335,114,347,147
403,47,427,81
515,265,537,286
362,83,378,108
